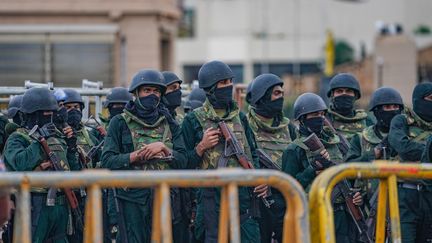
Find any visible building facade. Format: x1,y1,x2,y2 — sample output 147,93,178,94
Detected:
0,0,180,87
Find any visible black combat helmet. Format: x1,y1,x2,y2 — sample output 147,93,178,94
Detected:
104,87,133,108
293,93,327,120
63,89,85,108
162,71,183,86
129,69,166,94
327,73,361,99
249,73,283,106
198,60,234,89
20,88,58,114
188,88,206,103
7,95,23,119
369,87,404,111
245,81,253,105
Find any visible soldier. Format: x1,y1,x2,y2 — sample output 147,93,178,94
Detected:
0,112,8,153
63,89,101,169
282,93,363,243
388,82,432,243
181,60,266,243
101,69,187,243
101,87,133,128
246,73,297,243
162,71,184,120
326,73,374,140
5,95,23,138
3,87,79,243
346,87,404,162
184,88,206,114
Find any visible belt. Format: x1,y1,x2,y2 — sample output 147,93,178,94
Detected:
31,193,67,206
398,183,426,191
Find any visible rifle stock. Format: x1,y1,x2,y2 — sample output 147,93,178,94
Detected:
256,149,281,171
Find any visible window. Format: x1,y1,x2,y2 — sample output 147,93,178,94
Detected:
178,8,196,38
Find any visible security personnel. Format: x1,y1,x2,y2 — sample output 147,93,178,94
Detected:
181,60,265,243
282,93,363,243
162,71,184,121
102,69,187,243
5,95,23,138
346,87,404,162
3,87,79,243
326,73,374,140
0,113,8,154
388,82,432,243
63,89,101,169
101,87,133,128
184,87,206,114
246,73,297,243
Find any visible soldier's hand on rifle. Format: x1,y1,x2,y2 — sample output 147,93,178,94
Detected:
312,149,332,170
254,184,269,198
320,149,330,160
196,128,220,156
35,160,52,171
62,125,74,138
139,142,171,161
352,191,363,206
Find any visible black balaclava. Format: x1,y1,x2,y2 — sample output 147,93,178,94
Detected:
299,116,324,136
12,112,23,127
164,89,182,113
254,87,284,127
373,106,402,133
331,94,356,117
413,82,432,122
126,91,160,125
67,108,83,129
206,84,233,110
24,111,53,129
108,104,126,119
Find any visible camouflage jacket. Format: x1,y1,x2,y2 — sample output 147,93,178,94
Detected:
247,108,297,169
327,108,374,141
75,124,101,169
3,127,79,192
346,125,390,163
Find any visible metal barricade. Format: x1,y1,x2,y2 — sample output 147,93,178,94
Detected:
0,169,310,243
309,161,432,243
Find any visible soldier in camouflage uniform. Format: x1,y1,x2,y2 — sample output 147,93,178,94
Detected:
5,95,23,138
181,60,266,243
282,93,363,243
102,69,187,243
246,73,297,243
346,87,404,162
388,82,432,243
326,73,374,140
3,87,79,243
162,71,184,121
100,87,133,129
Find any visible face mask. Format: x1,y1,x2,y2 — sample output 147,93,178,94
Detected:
135,94,160,124
67,109,82,128
303,116,324,134
12,112,23,126
108,106,125,119
208,85,233,109
25,112,53,129
332,95,355,115
255,97,284,118
414,99,432,122
374,109,401,133
164,89,182,111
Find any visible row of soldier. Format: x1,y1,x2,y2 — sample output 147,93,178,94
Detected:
0,60,431,243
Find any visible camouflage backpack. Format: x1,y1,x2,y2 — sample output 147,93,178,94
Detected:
121,110,173,171
194,100,252,170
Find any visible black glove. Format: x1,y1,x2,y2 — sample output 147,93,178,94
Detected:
66,133,78,152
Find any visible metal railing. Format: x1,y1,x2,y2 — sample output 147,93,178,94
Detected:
309,161,432,243
0,169,310,243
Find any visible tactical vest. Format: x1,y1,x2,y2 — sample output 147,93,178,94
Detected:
15,128,71,193
76,126,94,153
293,130,344,199
328,109,369,140
194,100,252,170
121,110,173,171
247,109,292,169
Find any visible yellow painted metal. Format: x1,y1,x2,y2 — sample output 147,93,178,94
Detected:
309,162,432,243
228,183,241,243
375,179,388,243
1,169,309,243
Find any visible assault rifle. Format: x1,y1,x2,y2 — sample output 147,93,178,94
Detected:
256,149,281,171
29,124,84,231
112,188,128,243
323,117,350,156
303,133,372,243
218,121,273,209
